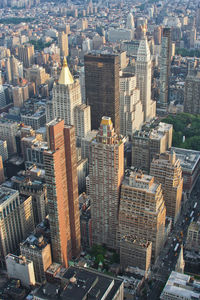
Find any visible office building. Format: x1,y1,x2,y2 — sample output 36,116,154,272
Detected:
89,117,124,249
132,122,173,173
184,66,200,114
85,54,120,134
44,119,80,267
74,104,91,143
118,172,166,261
20,233,52,283
0,140,8,162
120,235,152,276
159,28,171,105
58,31,68,57
119,73,144,137
154,26,162,45
108,28,133,42
186,220,200,252
33,266,124,300
26,65,50,89
81,129,98,161
135,38,156,121
150,151,183,224
18,44,35,68
19,181,47,226
6,254,36,287
52,57,82,128
171,147,200,195
0,187,34,266
0,85,6,108
21,109,46,130
126,12,135,30
160,271,200,300
0,120,18,154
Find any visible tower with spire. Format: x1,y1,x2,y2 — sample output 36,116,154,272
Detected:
175,244,185,274
52,57,82,127
136,38,156,122
126,12,135,31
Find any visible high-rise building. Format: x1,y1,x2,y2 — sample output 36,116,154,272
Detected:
20,233,52,284
0,140,8,162
150,151,183,224
18,44,35,68
153,26,162,45
58,31,69,57
120,235,152,275
0,120,18,154
84,54,120,134
0,187,35,267
184,65,200,114
118,172,166,261
132,122,173,173
159,28,171,105
13,86,24,107
0,85,6,108
135,38,156,121
126,12,135,30
89,117,124,249
52,57,82,128
74,104,91,143
43,119,80,267
119,73,144,137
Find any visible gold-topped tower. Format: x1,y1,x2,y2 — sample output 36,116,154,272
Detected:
58,57,74,85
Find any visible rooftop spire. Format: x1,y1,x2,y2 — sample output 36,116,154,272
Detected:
58,57,74,85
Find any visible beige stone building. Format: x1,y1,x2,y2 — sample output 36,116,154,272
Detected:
52,57,82,128
132,122,173,173
186,220,200,252
0,187,34,267
150,151,183,224
58,31,68,57
89,117,124,249
118,172,166,261
120,235,152,276
20,234,52,284
119,73,144,137
18,44,34,68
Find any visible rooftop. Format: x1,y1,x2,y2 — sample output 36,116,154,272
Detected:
21,233,48,251
161,271,200,299
34,266,123,300
171,147,200,171
0,186,18,206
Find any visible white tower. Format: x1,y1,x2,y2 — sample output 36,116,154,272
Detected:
52,57,82,126
126,12,135,30
175,244,185,274
136,38,156,122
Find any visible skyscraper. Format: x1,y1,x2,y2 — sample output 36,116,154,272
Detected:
126,12,135,30
44,119,80,267
58,31,69,57
150,151,183,224
85,54,120,134
18,44,35,68
184,63,200,114
119,73,144,137
118,172,166,261
159,28,171,105
89,117,124,249
52,57,82,127
135,39,156,122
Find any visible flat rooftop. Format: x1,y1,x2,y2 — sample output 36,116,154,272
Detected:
171,147,200,171
0,186,18,206
161,271,200,299
34,266,123,300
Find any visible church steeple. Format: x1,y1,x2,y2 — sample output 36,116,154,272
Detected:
175,244,185,274
58,57,74,85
